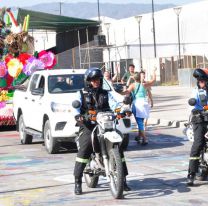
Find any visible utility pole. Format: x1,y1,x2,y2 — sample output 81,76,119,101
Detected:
135,15,143,69
59,2,63,16
174,7,182,68
97,0,101,23
152,0,157,58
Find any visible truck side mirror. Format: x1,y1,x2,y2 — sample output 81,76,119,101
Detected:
31,88,44,96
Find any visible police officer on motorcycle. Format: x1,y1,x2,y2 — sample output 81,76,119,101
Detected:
187,68,208,186
73,67,130,195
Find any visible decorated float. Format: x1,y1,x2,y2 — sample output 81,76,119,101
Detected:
0,7,56,126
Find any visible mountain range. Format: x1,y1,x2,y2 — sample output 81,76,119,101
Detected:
24,2,175,19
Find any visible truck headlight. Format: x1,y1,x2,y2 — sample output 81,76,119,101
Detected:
51,102,71,112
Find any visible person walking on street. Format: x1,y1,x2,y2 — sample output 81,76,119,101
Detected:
126,71,154,130
187,68,208,186
123,68,157,145
72,67,131,195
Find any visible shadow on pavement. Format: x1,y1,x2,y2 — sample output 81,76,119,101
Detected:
127,132,186,152
58,142,78,153
124,177,191,199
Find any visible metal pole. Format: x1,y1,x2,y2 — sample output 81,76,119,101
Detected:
177,14,181,68
107,28,111,72
152,0,157,58
77,30,82,69
174,7,182,69
97,0,101,23
86,28,91,68
138,21,143,69
59,2,62,15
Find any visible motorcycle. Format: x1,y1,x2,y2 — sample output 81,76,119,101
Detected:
72,100,131,199
183,115,194,142
187,98,208,180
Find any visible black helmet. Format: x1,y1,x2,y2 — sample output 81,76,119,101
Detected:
193,68,208,81
84,67,103,88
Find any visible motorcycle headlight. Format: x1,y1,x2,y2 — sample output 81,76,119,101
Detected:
51,102,71,112
104,121,114,129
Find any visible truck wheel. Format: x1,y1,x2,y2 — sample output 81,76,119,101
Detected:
44,120,59,154
19,115,33,144
122,134,129,151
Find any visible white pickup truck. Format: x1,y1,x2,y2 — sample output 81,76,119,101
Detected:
13,69,131,154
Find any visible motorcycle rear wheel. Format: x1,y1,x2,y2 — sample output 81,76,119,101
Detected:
109,148,124,199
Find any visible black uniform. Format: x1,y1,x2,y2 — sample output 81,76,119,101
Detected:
187,68,208,186
188,113,207,175
73,87,128,179
188,87,208,178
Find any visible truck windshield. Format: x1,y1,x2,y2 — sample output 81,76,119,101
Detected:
48,74,84,93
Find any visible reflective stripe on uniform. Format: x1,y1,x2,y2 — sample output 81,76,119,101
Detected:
122,157,126,162
79,131,83,137
76,157,89,164
189,157,200,160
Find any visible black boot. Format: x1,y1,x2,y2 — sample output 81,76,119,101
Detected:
124,178,131,191
187,173,195,186
74,177,82,195
196,170,208,181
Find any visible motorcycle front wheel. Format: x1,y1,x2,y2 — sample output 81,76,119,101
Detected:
108,148,124,199
84,162,99,188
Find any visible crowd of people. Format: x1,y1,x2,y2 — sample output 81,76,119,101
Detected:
105,64,156,145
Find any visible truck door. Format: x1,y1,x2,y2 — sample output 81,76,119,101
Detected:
23,74,40,128
31,75,45,131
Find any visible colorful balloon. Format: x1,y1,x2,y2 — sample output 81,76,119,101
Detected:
18,53,31,65
7,58,23,78
0,62,7,78
38,50,56,69
0,102,6,109
23,57,44,76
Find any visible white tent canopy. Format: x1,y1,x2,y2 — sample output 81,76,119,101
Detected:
101,1,208,63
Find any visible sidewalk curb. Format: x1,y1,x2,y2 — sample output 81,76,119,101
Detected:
148,118,188,128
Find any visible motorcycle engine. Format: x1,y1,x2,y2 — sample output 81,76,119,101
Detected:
90,159,99,170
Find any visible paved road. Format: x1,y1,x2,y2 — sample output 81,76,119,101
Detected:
149,86,193,126
0,126,207,206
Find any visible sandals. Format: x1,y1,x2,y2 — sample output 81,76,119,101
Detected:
135,136,148,145
141,139,148,146
135,136,141,142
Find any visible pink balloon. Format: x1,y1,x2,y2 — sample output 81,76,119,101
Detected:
38,51,56,69
0,102,6,109
0,62,7,78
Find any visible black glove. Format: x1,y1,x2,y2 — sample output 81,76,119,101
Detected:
75,114,84,126
75,114,84,122
123,95,132,105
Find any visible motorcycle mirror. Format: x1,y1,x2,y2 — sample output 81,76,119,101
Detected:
72,100,81,109
188,98,197,106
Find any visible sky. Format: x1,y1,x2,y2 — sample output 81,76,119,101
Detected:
0,0,204,7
